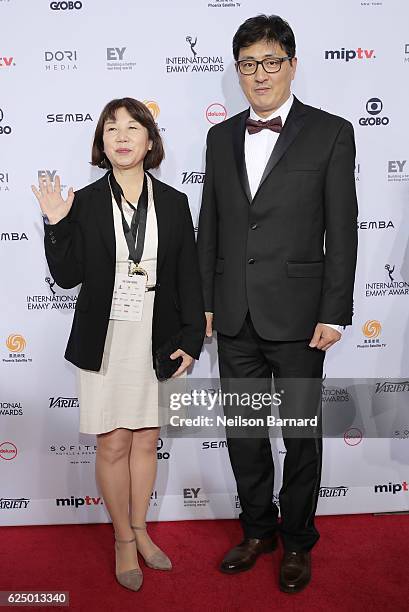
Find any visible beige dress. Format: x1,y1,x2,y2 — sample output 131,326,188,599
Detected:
78,179,178,434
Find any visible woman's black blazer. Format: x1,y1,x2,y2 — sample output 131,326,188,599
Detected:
43,172,206,372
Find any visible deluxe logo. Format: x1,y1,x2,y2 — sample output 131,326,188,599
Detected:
375,380,409,394
344,427,363,446
0,108,12,135
0,497,30,509
0,401,23,416
388,160,408,183
143,100,160,121
0,55,15,68
325,47,375,61
165,36,224,73
182,171,205,184
206,103,227,124
374,480,408,494
0,171,10,192
0,441,17,460
358,220,394,230
49,397,79,408
46,113,92,123
319,486,349,497
56,495,103,508
106,47,136,71
44,50,78,71
359,98,389,126
0,232,28,241
50,1,82,9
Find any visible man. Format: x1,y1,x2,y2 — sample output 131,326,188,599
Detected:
197,15,358,593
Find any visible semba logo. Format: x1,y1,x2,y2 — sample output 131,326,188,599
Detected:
325,47,375,61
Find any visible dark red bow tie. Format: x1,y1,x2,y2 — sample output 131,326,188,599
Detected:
246,116,282,134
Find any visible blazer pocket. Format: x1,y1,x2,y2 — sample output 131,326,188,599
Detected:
215,258,224,274
286,167,320,174
287,261,324,278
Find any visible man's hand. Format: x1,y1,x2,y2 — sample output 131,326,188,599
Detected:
205,312,213,338
309,323,341,351
170,349,194,377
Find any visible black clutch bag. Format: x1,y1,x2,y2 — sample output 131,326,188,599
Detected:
155,332,183,381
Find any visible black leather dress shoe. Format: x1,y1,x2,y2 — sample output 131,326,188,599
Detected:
220,534,278,574
279,551,311,593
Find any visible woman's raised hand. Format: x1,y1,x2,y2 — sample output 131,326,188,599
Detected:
31,174,74,225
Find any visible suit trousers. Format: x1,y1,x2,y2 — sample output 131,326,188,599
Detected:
217,312,325,551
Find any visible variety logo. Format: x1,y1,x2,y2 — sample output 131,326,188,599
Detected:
0,401,23,416
375,380,409,394
0,108,12,135
374,480,408,494
388,160,408,183
44,50,78,71
0,171,9,191
0,55,15,68
0,441,18,460
359,98,389,126
56,495,103,508
182,171,205,185
3,334,32,364
47,112,92,123
206,103,227,124
365,264,409,298
0,497,30,509
165,36,224,73
183,487,210,508
324,47,375,61
319,486,349,497
106,47,136,71
358,220,394,230
49,397,79,408
50,1,83,9
344,427,363,446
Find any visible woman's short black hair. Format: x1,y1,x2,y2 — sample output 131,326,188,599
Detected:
233,14,296,60
91,97,164,170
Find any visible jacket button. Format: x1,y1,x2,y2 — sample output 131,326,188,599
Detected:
250,223,258,230
248,258,255,264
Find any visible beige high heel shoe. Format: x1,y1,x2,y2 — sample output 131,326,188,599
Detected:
115,536,143,591
132,524,172,571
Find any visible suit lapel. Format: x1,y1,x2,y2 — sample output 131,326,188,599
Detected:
93,173,115,261
255,97,309,195
232,109,252,204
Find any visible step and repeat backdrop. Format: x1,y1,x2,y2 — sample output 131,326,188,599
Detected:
1,0,408,525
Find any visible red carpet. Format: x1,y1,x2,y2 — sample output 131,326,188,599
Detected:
2,515,408,611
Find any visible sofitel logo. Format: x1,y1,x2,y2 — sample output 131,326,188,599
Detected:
319,486,349,497
165,36,224,73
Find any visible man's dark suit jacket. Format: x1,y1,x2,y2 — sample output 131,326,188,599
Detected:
197,96,358,340
44,172,206,372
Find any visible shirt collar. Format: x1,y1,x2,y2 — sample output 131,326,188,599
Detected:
249,93,294,126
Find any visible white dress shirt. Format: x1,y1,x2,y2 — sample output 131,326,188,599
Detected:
243,94,341,335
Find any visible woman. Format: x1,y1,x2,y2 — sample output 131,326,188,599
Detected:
32,98,206,592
